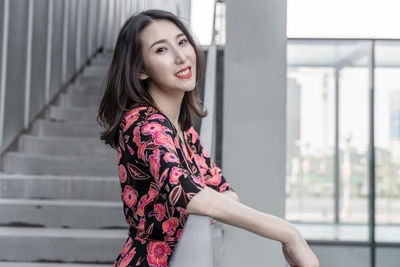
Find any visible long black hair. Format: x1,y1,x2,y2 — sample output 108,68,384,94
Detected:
97,9,207,149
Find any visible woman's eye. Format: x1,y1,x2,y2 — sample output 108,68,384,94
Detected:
179,39,187,45
156,47,166,53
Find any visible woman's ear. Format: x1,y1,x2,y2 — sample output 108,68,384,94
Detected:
139,70,149,80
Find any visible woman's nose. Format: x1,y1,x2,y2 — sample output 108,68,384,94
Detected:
174,47,186,64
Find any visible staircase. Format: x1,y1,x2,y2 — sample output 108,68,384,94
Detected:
0,52,127,266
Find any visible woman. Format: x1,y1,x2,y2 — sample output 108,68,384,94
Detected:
97,9,319,267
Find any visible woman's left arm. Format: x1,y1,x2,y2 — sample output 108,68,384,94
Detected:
210,190,239,224
207,188,239,226
222,190,239,202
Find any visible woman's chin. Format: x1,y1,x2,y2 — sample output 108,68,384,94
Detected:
179,82,197,92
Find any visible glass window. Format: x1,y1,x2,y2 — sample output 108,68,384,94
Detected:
375,40,400,243
339,65,369,224
286,40,371,241
286,67,335,223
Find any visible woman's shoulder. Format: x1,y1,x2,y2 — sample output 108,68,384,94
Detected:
123,103,157,120
122,103,171,132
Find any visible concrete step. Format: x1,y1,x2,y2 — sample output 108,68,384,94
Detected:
58,91,101,108
0,227,126,263
75,76,104,88
3,153,117,176
90,59,111,67
19,135,113,156
65,85,103,95
33,119,103,137
82,66,108,77
0,173,120,201
0,198,125,229
48,106,98,122
64,90,102,101
91,55,112,65
68,84,104,94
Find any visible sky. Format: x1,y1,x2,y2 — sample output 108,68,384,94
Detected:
191,0,400,45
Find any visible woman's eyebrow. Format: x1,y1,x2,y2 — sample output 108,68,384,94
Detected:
149,32,186,50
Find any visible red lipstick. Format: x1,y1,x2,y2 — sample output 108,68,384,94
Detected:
175,66,192,79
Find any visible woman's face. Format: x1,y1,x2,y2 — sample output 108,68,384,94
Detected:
138,19,197,95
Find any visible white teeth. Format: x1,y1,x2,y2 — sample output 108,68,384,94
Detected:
177,68,190,76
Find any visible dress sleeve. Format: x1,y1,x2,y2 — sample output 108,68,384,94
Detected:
188,127,235,193
122,113,206,210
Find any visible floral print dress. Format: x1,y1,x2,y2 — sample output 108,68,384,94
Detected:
113,104,234,267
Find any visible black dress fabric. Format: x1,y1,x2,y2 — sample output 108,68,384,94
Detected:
113,104,234,267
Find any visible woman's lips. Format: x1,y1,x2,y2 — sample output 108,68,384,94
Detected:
175,66,192,79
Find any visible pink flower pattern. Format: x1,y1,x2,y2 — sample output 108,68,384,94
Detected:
119,164,127,183
194,154,208,176
120,237,133,257
162,217,179,236
169,166,183,185
119,247,136,267
153,203,166,222
113,104,234,267
163,152,180,163
123,185,138,208
142,121,170,136
147,241,171,267
149,147,162,180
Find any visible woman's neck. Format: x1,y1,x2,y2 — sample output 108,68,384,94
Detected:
148,86,185,129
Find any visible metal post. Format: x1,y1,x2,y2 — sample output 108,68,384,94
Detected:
45,0,53,105
61,0,69,83
75,0,82,71
368,40,376,267
87,0,93,58
24,0,34,129
334,68,340,224
0,0,10,154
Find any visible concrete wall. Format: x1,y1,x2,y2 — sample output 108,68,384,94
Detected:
222,0,287,266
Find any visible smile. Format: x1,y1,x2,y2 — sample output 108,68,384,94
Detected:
175,66,192,79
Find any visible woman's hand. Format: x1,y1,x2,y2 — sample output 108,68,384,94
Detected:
281,230,319,267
